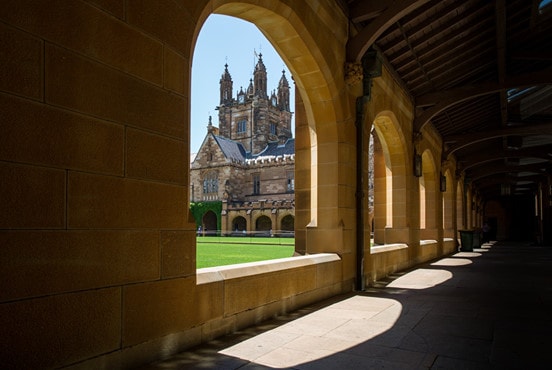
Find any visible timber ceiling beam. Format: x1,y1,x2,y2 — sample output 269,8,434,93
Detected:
460,146,552,171
467,162,550,182
444,122,552,156
413,68,552,132
473,174,545,188
347,0,432,62
349,0,387,23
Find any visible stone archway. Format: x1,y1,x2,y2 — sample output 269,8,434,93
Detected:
202,210,217,235
193,0,349,254
442,169,455,239
371,111,409,244
281,214,294,232
420,149,438,240
255,215,272,235
232,216,247,233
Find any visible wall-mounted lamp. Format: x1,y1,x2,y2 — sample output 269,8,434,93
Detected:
440,173,447,192
414,151,422,177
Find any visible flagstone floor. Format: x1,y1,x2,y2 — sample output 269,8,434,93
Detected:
140,241,552,369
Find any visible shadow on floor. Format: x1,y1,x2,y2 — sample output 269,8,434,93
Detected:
140,241,552,369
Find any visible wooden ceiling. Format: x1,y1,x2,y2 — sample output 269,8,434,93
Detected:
346,0,552,199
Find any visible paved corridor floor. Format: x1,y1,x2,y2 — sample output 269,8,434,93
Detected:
141,242,552,369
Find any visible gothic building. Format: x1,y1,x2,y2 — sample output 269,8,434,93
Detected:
190,54,295,235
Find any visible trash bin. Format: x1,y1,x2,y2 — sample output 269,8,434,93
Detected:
459,230,475,251
472,228,481,249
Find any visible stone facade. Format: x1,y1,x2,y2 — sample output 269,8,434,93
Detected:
4,2,549,369
190,56,295,235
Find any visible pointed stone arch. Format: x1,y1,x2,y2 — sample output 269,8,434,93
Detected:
201,210,218,235
255,215,272,234
232,215,247,233
280,214,295,232
371,111,409,244
442,168,455,239
456,179,465,232
192,1,350,253
419,149,438,240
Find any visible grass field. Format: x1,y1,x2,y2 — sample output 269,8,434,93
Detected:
196,236,295,268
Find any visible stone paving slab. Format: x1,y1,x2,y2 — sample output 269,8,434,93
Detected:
140,242,552,369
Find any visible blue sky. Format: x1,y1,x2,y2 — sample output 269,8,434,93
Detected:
190,14,294,153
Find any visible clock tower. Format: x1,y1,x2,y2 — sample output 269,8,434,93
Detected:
217,53,293,154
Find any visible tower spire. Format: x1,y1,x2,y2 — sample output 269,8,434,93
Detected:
219,63,233,105
277,69,290,111
253,52,267,98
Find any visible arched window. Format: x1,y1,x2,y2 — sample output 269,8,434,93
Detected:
202,171,218,198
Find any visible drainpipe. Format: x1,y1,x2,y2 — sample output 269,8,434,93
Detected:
355,50,381,291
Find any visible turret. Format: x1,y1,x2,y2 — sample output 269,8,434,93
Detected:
253,53,267,98
246,78,254,98
219,63,233,105
207,115,218,135
277,69,290,111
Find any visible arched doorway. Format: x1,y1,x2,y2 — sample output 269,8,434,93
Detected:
256,215,272,236
202,210,217,235
280,215,294,237
232,216,247,234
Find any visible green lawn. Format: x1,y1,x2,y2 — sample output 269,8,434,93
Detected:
196,236,295,268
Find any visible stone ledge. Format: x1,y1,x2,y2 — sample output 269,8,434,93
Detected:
197,253,341,284
420,239,438,246
370,243,408,254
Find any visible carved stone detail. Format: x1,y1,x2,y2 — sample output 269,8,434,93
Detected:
345,62,363,85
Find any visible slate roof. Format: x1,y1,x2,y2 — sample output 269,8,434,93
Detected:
212,135,247,162
212,135,295,163
252,139,295,158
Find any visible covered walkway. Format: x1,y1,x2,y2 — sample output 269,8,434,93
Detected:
143,241,552,369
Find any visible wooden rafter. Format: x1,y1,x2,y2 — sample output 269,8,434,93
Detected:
347,0,431,62
444,122,552,156
413,69,552,132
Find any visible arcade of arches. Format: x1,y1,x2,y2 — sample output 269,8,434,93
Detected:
1,1,551,368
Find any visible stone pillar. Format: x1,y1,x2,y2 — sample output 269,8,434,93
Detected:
372,134,387,244
294,87,310,254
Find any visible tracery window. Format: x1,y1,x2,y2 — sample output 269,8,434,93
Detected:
202,172,218,194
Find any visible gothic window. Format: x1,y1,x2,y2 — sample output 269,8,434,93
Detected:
287,172,294,192
253,174,261,195
202,172,218,194
237,119,247,133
